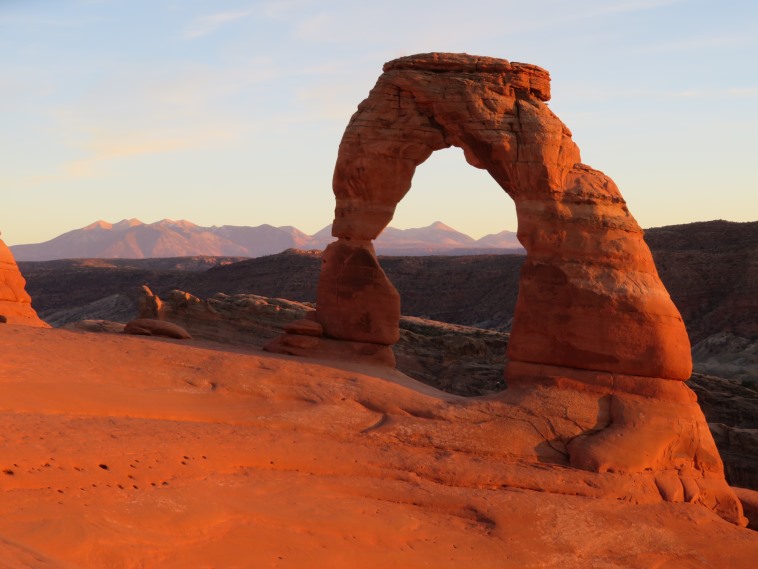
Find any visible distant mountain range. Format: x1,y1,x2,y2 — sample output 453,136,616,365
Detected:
10,219,523,261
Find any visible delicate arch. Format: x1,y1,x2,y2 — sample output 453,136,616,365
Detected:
315,53,691,380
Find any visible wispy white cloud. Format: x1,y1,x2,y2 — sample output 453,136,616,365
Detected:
664,86,758,99
0,12,101,28
631,33,756,53
294,12,333,41
727,87,758,98
13,55,281,186
6,123,240,189
61,126,237,178
263,0,315,19
185,8,256,39
592,0,684,15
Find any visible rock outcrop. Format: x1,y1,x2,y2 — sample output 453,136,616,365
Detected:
137,286,314,347
266,53,745,525
306,52,691,380
0,238,48,327
124,318,192,340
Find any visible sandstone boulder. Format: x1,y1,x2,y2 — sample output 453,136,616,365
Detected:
283,319,323,336
0,239,48,327
124,318,192,340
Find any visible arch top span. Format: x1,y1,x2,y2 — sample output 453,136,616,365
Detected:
382,52,551,101
331,52,578,242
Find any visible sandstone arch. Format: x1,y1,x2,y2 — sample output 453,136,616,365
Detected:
263,53,745,524
315,52,691,381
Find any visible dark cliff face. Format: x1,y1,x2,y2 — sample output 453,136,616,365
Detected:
645,220,758,343
688,373,758,490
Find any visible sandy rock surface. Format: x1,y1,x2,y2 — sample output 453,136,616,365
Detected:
0,325,756,568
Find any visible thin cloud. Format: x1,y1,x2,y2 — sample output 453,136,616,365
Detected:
593,0,684,14
33,126,238,183
263,0,314,19
185,8,255,39
632,33,756,54
664,86,758,99
294,12,333,41
0,13,101,28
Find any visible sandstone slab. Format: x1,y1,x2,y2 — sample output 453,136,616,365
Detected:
124,318,192,340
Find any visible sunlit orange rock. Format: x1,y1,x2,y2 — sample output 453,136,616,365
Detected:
0,238,48,327
124,318,192,340
264,53,747,525
319,52,690,380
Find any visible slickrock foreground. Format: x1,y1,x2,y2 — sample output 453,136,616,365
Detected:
0,325,756,568
0,239,47,327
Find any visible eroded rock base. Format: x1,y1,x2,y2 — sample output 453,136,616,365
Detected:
502,361,746,526
264,318,396,367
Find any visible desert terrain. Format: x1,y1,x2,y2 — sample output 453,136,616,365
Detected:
2,51,757,568
1,324,757,568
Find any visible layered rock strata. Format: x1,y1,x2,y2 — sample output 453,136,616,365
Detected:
267,53,745,525
0,239,48,327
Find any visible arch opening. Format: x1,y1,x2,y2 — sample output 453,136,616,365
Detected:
385,146,518,242
372,146,522,396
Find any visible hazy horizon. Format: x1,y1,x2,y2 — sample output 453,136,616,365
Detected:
7,216,518,247
2,0,756,246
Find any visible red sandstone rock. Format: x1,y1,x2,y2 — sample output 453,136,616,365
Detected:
263,52,741,524
502,360,745,525
137,285,163,319
264,334,396,367
124,318,192,340
316,240,400,345
319,52,689,380
283,319,324,336
136,287,314,347
733,487,758,530
0,239,48,327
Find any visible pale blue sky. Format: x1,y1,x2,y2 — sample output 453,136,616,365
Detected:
1,0,756,245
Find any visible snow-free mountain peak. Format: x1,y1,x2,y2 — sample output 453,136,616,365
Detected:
112,219,145,230
11,219,524,261
83,220,114,231
151,219,198,230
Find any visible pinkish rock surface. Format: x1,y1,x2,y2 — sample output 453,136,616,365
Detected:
0,239,48,327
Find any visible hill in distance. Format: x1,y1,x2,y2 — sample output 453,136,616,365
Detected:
10,219,523,261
